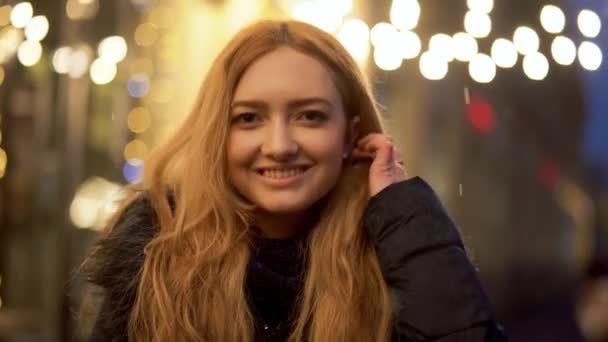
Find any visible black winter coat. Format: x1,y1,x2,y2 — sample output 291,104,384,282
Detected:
86,177,506,341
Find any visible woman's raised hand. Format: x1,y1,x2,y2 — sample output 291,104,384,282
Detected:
351,133,408,197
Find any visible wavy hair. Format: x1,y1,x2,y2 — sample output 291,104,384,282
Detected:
104,20,392,341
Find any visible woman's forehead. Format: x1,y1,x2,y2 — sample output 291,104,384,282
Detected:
232,47,342,106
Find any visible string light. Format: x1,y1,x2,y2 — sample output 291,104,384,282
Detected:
17,40,41,66
52,47,73,74
467,0,493,14
513,26,539,55
540,5,565,34
373,45,402,71
491,38,517,68
551,36,576,66
578,9,601,39
419,50,448,80
523,52,549,80
429,33,454,62
464,10,492,38
10,2,33,28
390,0,420,31
98,36,128,63
469,53,496,83
127,107,151,133
578,41,603,71
24,15,49,41
370,22,398,48
452,32,478,62
90,58,117,84
398,30,421,59
337,19,370,64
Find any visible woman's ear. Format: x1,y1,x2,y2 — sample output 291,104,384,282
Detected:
343,115,360,158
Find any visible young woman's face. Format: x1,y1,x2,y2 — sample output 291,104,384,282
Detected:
227,46,351,215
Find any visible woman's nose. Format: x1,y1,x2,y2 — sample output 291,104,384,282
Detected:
260,120,299,161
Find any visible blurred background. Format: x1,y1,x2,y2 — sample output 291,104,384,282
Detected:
0,0,606,341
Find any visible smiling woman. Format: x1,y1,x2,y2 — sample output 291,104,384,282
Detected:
82,20,506,342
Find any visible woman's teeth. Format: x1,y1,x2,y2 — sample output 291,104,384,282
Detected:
262,168,305,179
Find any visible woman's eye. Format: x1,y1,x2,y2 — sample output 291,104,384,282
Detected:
297,111,327,123
232,113,260,126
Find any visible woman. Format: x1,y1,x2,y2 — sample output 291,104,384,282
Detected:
85,20,506,341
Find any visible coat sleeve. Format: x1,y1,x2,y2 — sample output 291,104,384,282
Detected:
85,193,158,342
362,177,506,342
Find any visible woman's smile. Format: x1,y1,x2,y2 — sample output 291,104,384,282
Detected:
255,165,312,187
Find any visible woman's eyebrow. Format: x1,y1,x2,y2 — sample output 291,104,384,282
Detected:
231,97,333,110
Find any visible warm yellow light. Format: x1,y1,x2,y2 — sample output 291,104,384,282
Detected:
325,0,352,17
69,177,123,230
390,0,420,31
513,26,539,55
429,33,454,62
0,148,6,179
68,47,90,79
0,131,2,145
127,107,151,133
469,53,496,83
370,22,398,48
337,19,370,64
523,52,549,80
578,41,603,71
540,5,565,34
65,0,98,20
130,57,154,76
150,78,175,103
149,5,175,29
0,66,4,85
398,30,421,59
464,10,492,38
134,23,159,47
0,6,12,26
419,51,448,80
292,1,342,33
373,46,402,71
124,139,149,160
52,47,72,74
577,9,601,38
551,36,576,66
90,58,117,85
10,2,32,28
491,38,517,68
467,0,493,13
17,40,41,66
24,16,49,41
98,36,127,63
452,32,478,62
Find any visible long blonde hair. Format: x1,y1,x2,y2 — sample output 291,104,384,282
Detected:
119,20,392,341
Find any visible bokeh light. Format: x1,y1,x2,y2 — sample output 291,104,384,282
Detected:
513,26,539,55
127,107,151,133
469,53,496,83
551,36,576,66
419,51,448,80
429,33,454,62
66,0,99,20
398,30,421,59
129,57,154,76
0,148,6,179
466,94,496,134
52,47,72,74
17,40,42,67
370,22,398,48
0,6,12,26
10,2,33,28
465,10,491,38
68,47,91,78
124,139,149,161
467,0,493,14
523,52,549,80
134,22,159,47
123,159,144,183
540,5,565,34
127,73,151,97
292,1,343,33
452,32,478,62
0,66,5,85
577,9,601,38
390,0,420,31
373,46,402,71
337,18,370,64
578,41,603,71
491,38,517,68
69,177,123,229
90,58,117,84
98,36,128,63
24,16,49,41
